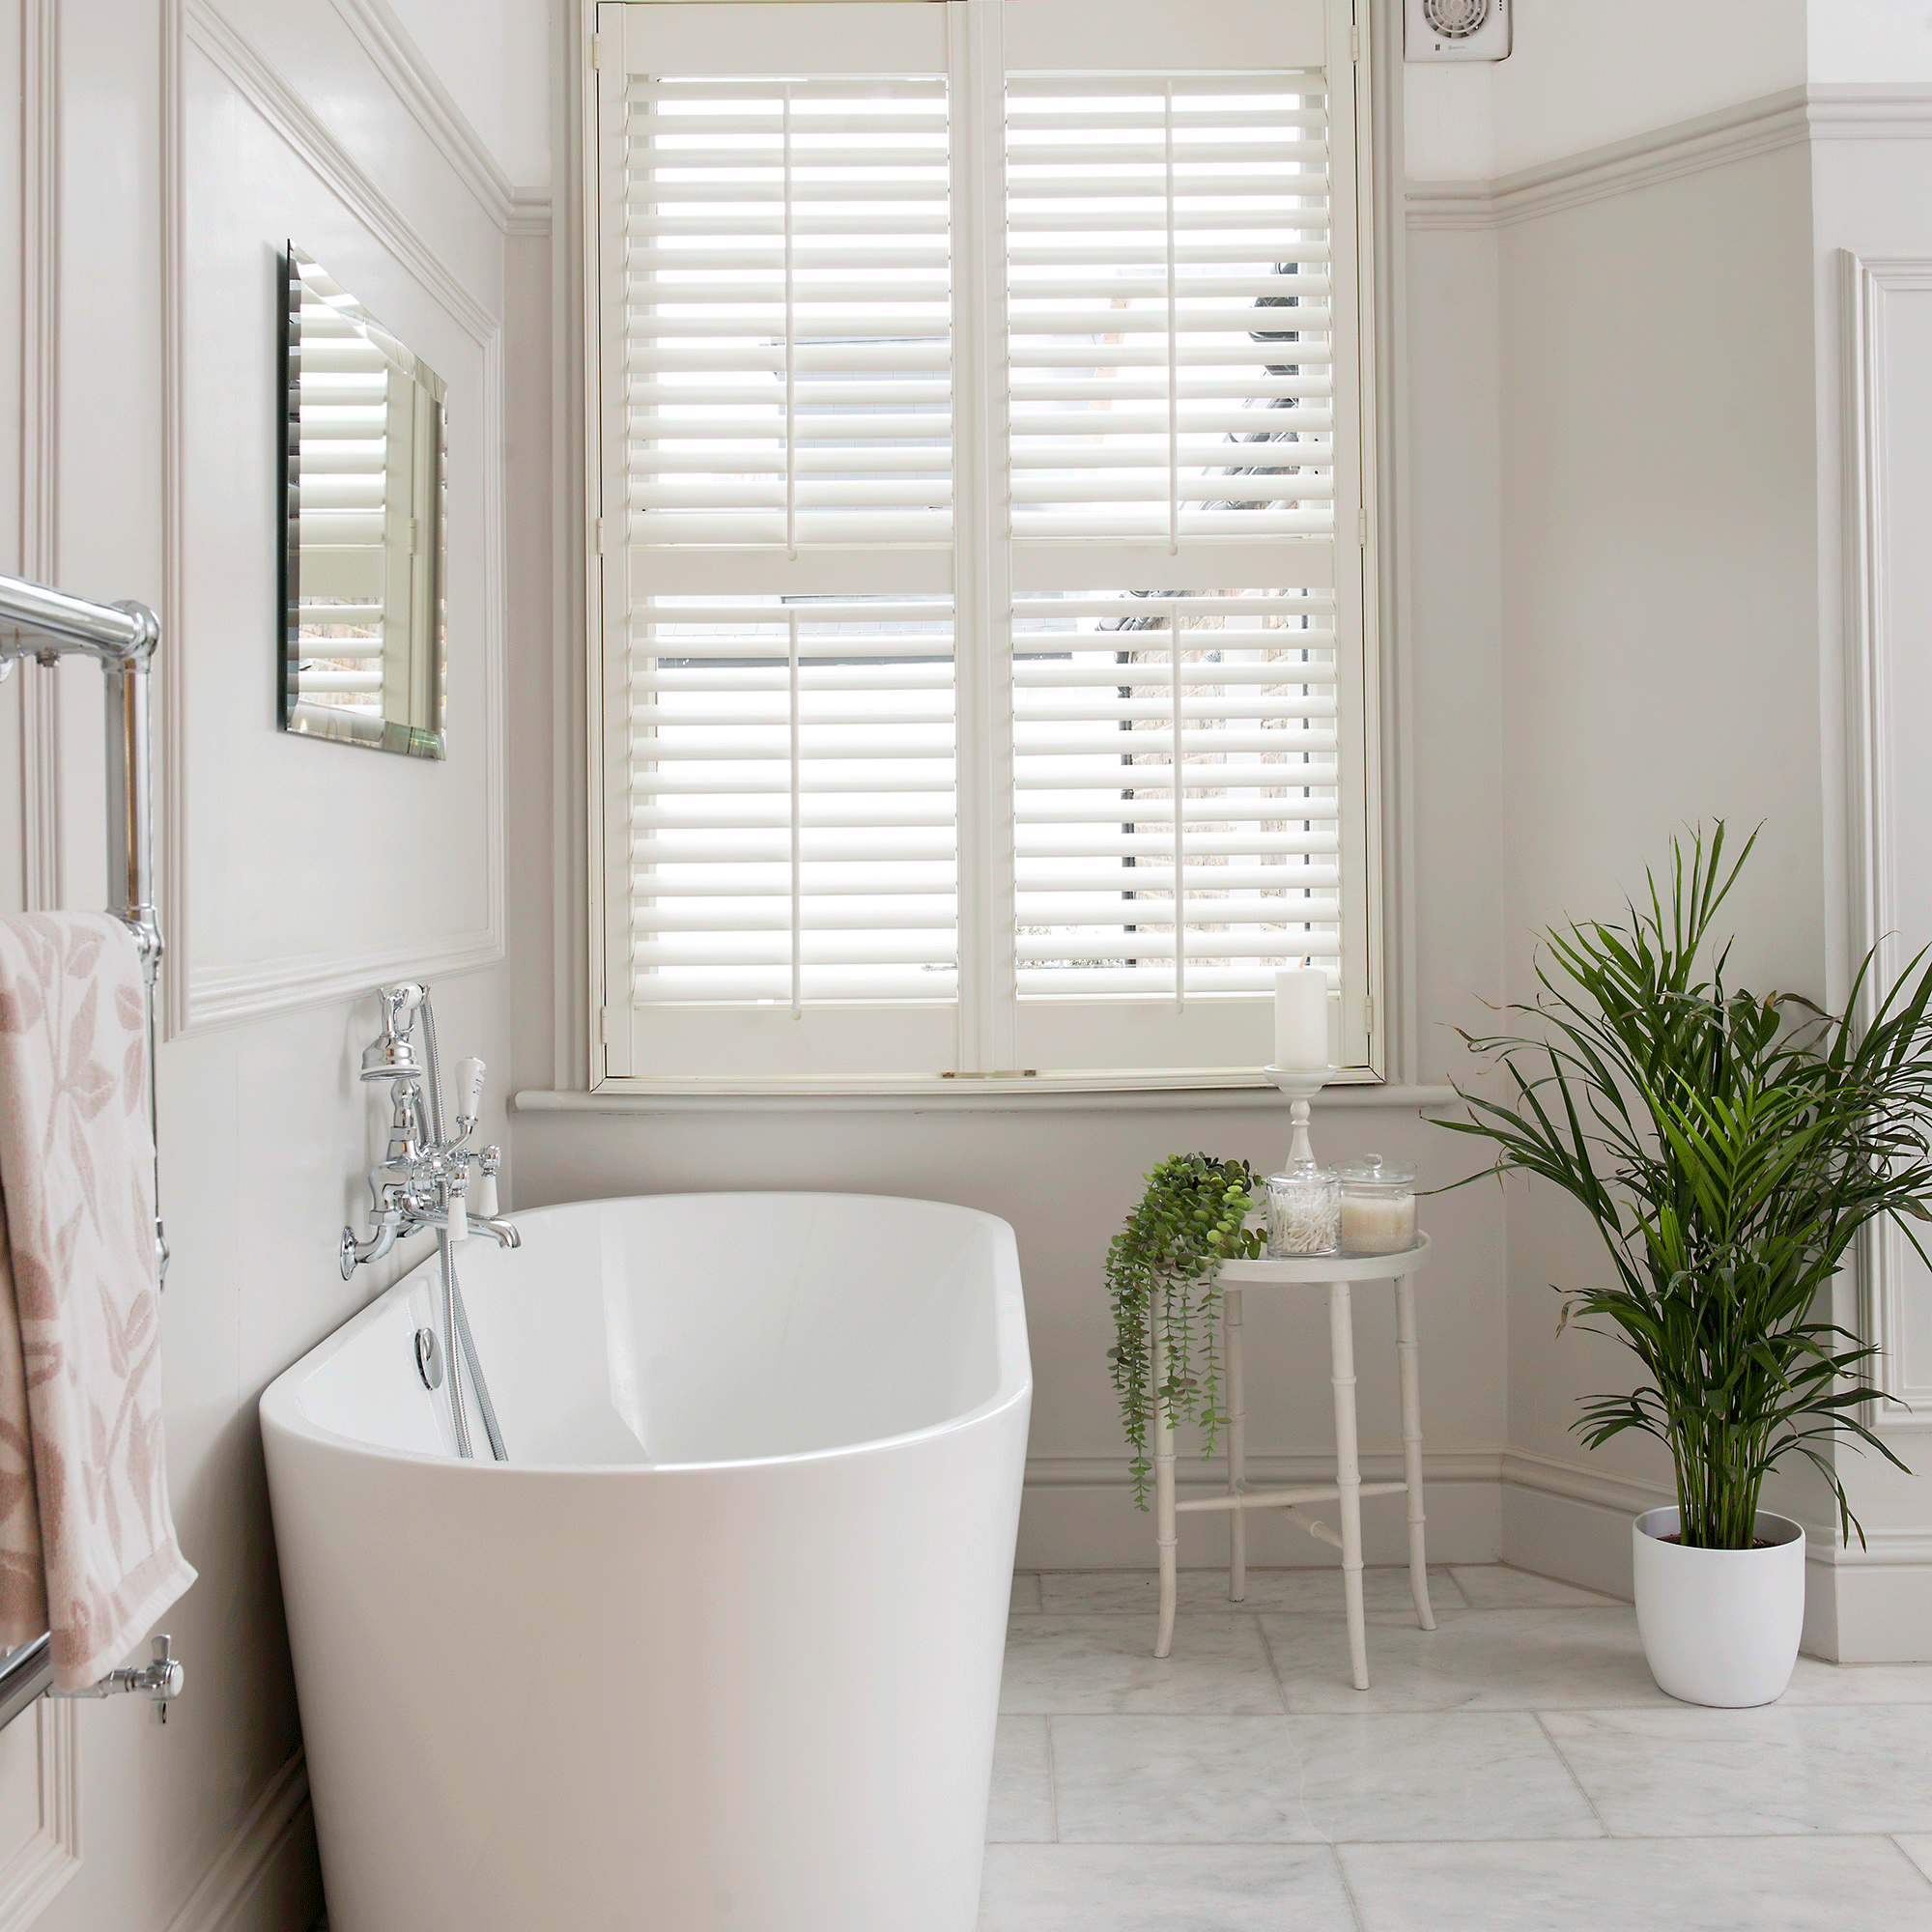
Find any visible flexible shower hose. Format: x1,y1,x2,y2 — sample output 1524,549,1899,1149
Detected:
421,996,507,1462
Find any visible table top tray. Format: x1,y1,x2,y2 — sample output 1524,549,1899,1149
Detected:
1216,1230,1432,1285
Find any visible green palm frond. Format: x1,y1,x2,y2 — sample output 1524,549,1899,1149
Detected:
1434,823,1920,1548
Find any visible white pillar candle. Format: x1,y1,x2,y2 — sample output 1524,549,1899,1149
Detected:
1272,967,1329,1069
1339,1192,1416,1255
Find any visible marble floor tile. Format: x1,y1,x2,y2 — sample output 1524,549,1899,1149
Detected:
1447,1563,1622,1610
1893,1834,1932,1884
1046,1711,1600,1846
1259,1605,1670,1714
1781,1653,1932,1704
1000,1616,1285,1717
1280,1711,1604,1843
1337,1834,1932,1931
1040,1566,1464,1618
988,1716,1056,1843
1542,1703,1932,1837
1010,1572,1043,1614
1046,1716,1321,1843
979,1844,1356,1932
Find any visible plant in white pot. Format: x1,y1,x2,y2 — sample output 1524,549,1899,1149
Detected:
1437,826,1925,1707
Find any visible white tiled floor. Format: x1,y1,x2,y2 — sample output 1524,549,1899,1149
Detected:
984,1563,1932,1931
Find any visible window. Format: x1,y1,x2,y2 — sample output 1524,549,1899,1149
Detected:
590,0,1376,1089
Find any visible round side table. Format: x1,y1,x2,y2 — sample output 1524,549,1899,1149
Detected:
1151,1233,1434,1690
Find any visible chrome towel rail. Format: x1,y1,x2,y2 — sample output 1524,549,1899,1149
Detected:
0,571,181,1725
0,571,165,1279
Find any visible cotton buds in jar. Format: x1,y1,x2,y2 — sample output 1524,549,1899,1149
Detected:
1266,1163,1341,1257
1336,1156,1418,1254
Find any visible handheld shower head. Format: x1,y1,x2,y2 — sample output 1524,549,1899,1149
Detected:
360,982,427,1082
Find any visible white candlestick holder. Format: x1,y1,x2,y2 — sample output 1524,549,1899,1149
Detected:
1264,1064,1336,1169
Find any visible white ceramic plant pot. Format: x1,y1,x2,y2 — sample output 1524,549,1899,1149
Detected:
1632,1506,1805,1707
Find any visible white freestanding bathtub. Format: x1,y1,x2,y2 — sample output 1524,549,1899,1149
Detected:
260,1192,1030,1932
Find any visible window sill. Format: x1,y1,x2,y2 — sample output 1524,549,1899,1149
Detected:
513,1079,1461,1117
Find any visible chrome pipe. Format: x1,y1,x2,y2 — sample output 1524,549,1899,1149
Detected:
0,577,165,1284
0,1637,52,1734
0,571,152,661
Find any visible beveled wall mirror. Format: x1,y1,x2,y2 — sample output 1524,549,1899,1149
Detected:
280,245,447,757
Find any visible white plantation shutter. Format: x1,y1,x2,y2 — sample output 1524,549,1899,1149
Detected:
1006,75,1333,544
593,0,1373,1088
1002,38,1366,1076
600,4,958,1079
292,304,392,729
620,74,952,545
627,594,956,1009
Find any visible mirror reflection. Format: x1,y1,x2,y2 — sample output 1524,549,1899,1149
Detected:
281,244,447,757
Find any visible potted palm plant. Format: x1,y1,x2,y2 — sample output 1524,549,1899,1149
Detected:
1438,826,1927,1706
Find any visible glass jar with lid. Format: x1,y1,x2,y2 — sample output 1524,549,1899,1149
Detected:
1265,1162,1340,1257
1335,1156,1417,1254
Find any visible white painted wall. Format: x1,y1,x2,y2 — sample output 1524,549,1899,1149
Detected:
1491,137,1828,1594
0,0,516,1923
1809,0,1932,81
385,0,553,184
1490,0,1806,177
1396,2,1932,1661
1407,0,1814,184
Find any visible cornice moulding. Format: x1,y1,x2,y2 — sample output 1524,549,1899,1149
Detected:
1406,83,1932,232
330,0,521,231
185,0,498,343
507,187,554,238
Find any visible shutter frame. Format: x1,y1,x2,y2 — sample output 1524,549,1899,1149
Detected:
590,0,1378,1089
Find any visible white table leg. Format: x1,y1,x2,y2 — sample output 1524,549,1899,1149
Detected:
1395,1274,1435,1631
1328,1278,1369,1690
1226,1285,1246,1603
1152,1295,1178,1659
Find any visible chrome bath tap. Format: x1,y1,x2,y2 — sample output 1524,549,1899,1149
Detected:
340,981,515,1463
339,982,520,1279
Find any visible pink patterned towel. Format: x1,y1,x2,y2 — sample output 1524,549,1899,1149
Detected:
0,914,193,1690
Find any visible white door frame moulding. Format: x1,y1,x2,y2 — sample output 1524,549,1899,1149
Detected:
0,1701,80,1931
1841,247,1932,1432
18,0,61,914
160,0,508,1037
1365,0,1417,1085
160,1748,312,1932
1406,84,1932,233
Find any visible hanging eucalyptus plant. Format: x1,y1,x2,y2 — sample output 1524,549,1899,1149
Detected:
1106,1152,1266,1508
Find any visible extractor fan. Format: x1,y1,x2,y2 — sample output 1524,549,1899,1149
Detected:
1405,0,1512,61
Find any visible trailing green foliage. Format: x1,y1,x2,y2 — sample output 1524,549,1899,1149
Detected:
1106,1152,1267,1509
1436,823,1925,1549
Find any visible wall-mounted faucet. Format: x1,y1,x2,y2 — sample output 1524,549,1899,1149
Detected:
340,982,519,1278
339,982,516,1462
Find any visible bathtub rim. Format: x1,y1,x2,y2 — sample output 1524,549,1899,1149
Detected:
260,1189,1031,1477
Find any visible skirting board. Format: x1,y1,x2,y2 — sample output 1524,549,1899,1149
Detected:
1030,1448,1932,1662
1018,1450,1504,1571
1498,1461,1932,1666
163,1750,322,1932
